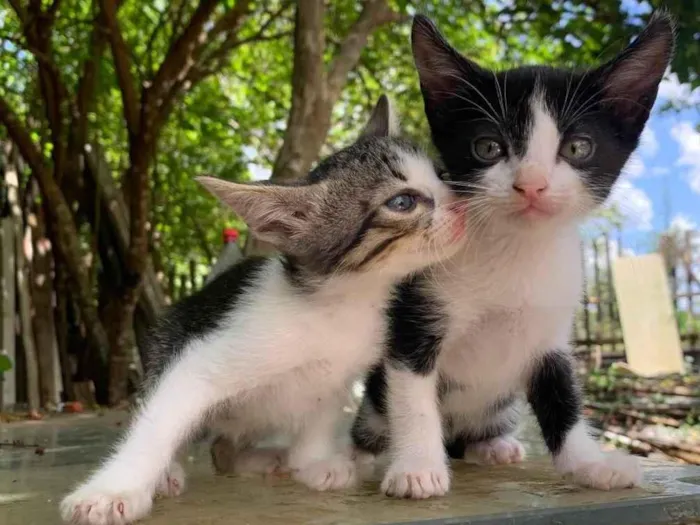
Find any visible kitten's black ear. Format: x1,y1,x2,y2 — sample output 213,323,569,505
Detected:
361,95,399,138
411,14,481,102
197,176,315,250
599,10,675,121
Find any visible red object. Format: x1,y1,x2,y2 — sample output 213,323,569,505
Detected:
63,402,84,414
223,228,239,244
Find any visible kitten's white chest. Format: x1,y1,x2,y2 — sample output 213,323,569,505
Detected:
436,227,583,412
216,266,388,429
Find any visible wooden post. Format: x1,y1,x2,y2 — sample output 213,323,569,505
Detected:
603,233,617,353
1,144,16,408
31,200,61,408
0,210,15,408
593,238,603,369
7,148,40,412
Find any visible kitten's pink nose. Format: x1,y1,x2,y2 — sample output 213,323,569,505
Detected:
512,169,549,201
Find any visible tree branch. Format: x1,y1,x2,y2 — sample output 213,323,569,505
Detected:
149,0,254,134
0,95,46,177
7,0,28,24
190,0,292,82
144,0,222,133
327,0,402,100
99,0,140,137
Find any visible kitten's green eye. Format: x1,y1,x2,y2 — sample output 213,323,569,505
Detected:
472,138,505,162
560,137,594,161
385,193,417,212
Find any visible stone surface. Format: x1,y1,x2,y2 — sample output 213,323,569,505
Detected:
2,411,700,525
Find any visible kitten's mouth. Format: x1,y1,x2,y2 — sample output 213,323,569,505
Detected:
516,202,556,219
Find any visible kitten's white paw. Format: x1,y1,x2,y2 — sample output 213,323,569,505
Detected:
381,460,450,499
60,483,152,525
155,461,186,497
293,455,357,491
232,447,288,475
562,451,642,490
470,436,525,465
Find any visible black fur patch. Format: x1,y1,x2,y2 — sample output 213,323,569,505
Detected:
142,257,268,384
364,364,388,415
527,351,581,455
386,274,445,375
351,414,389,455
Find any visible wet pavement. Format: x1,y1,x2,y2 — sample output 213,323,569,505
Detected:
2,411,700,525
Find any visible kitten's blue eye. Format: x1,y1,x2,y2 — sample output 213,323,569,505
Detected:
560,137,594,161
472,138,506,162
385,193,417,212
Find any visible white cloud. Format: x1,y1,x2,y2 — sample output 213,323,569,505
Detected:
650,166,670,177
639,127,659,158
669,121,700,194
605,179,654,231
658,72,700,107
622,155,645,179
670,214,697,232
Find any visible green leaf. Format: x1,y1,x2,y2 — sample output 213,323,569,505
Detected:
0,354,12,373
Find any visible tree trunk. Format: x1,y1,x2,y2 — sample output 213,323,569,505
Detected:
107,152,151,406
53,256,74,402
31,203,60,408
104,295,137,406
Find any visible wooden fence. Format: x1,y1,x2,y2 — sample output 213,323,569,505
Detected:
575,230,700,367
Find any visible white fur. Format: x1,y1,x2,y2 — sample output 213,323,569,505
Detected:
382,368,450,499
554,421,641,489
383,95,640,496
466,435,525,466
60,148,466,524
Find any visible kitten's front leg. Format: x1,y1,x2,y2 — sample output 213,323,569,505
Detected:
527,351,641,490
288,403,357,491
382,366,449,499
60,352,229,525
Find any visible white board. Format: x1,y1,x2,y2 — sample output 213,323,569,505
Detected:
612,253,684,377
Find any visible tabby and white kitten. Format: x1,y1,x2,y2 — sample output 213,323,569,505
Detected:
60,96,468,525
352,13,674,499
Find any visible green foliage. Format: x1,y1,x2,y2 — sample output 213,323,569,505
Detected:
0,0,696,273
0,354,12,373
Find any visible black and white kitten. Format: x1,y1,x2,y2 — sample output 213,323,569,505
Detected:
352,13,674,499
60,96,468,524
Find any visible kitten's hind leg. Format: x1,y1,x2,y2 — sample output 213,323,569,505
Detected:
289,403,357,491
527,350,641,490
60,349,237,525
210,433,288,476
465,435,525,466
448,403,525,466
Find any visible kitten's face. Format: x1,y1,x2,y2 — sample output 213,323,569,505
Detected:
411,13,674,231
199,96,466,279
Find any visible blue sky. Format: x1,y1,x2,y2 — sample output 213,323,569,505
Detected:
602,74,700,253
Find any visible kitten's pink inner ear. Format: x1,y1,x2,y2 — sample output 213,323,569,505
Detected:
603,16,674,104
411,16,463,96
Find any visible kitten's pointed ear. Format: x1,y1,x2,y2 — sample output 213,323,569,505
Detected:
361,95,399,138
196,176,314,250
600,10,675,121
411,14,480,102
